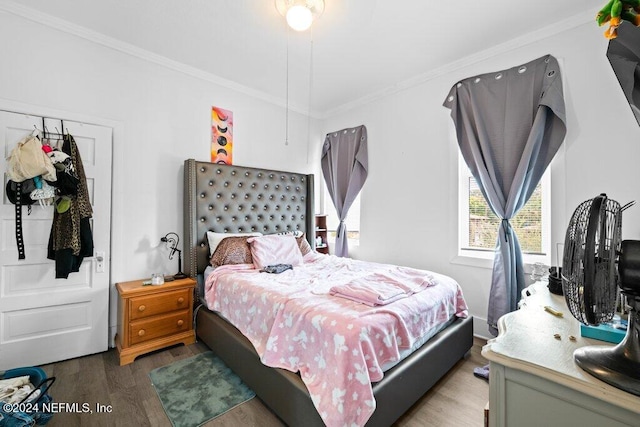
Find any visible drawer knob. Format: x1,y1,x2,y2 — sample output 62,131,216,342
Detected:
138,329,145,336
177,320,184,327
138,305,146,312
177,297,185,304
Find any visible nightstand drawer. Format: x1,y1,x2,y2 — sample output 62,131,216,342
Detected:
129,310,191,345
129,288,191,320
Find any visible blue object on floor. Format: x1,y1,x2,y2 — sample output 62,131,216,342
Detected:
473,364,490,381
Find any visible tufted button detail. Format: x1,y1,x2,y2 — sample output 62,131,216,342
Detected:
251,183,256,188
244,194,249,199
275,184,280,190
257,194,263,200
200,243,206,247
238,183,243,187
200,193,205,198
286,186,290,190
224,228,229,232
269,195,274,200
232,216,236,221
216,194,221,199
301,196,305,202
245,172,250,177
208,205,213,210
269,174,274,178
281,175,286,180
231,170,236,175
200,167,206,172
275,205,280,211
269,215,274,220
301,177,305,182
264,184,269,189
224,206,228,211
224,182,229,187
258,173,262,178
231,194,236,199
216,217,221,221
200,217,206,222
238,206,243,211
209,181,214,186
216,169,222,174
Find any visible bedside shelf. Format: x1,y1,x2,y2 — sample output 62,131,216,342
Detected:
314,215,329,254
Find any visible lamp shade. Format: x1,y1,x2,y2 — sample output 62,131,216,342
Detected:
275,0,324,32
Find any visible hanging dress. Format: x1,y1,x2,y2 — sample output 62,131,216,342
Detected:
47,134,94,278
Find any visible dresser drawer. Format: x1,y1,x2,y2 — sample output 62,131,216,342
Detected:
129,288,191,320
128,310,191,345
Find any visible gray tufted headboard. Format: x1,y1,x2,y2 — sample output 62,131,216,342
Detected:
183,159,315,283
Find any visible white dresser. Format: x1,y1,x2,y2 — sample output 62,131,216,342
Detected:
482,283,640,427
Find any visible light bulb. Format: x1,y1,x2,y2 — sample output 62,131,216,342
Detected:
286,5,313,31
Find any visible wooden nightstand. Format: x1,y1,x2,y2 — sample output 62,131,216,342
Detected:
115,277,196,365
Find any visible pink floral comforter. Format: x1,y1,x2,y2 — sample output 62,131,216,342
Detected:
204,253,468,427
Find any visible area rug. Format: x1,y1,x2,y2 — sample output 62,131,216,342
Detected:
149,352,255,427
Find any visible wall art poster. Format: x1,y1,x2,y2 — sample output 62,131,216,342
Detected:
211,106,233,164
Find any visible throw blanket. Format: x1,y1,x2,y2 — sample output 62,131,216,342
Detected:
329,268,435,306
205,253,468,427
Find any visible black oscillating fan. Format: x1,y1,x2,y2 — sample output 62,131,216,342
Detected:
562,193,640,396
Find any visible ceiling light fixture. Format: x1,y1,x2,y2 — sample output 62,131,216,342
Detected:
275,0,325,32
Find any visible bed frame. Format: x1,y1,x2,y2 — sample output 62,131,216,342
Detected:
183,159,473,426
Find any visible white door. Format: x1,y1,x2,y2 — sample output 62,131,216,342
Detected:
0,111,112,369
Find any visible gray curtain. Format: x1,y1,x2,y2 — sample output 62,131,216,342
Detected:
444,55,566,335
321,125,368,257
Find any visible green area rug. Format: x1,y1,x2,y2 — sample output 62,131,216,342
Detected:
149,352,255,427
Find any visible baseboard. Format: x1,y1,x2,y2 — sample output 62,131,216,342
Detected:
472,316,493,341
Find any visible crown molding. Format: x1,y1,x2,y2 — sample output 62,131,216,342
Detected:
0,1,601,120
320,7,601,119
0,0,315,117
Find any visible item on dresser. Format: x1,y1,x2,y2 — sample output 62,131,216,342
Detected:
160,232,187,280
561,194,640,396
151,273,164,285
547,266,563,295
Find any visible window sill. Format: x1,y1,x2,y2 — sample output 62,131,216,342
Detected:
451,250,551,271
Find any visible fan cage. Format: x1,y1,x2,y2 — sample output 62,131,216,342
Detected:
562,195,621,325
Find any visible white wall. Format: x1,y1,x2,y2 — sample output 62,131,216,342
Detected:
0,11,321,342
321,22,640,338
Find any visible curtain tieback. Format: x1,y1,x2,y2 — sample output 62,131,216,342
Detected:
337,220,346,238
501,218,511,243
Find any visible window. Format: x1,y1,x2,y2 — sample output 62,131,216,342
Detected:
457,155,550,265
323,181,361,247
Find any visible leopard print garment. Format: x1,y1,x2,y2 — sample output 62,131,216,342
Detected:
49,134,93,255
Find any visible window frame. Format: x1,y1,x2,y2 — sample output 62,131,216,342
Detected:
454,154,551,268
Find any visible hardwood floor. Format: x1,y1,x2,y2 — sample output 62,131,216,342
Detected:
38,337,488,427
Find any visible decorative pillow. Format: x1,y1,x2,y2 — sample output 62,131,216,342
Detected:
206,231,261,257
247,235,303,269
296,235,312,256
275,230,311,255
276,230,304,238
209,236,254,268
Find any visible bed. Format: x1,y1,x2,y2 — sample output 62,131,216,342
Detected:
183,159,473,426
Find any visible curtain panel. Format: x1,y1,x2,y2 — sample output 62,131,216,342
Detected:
321,125,368,257
444,55,567,335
